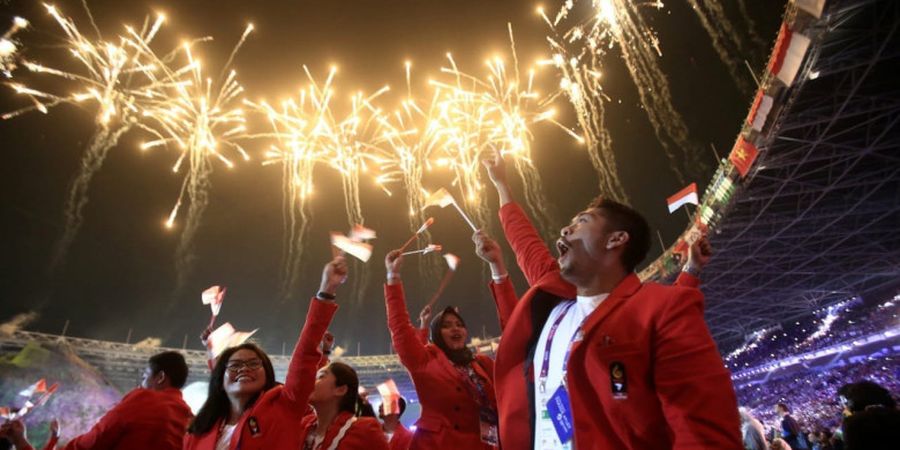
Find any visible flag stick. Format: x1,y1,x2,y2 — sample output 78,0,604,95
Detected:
426,269,455,308
451,201,478,232
398,233,419,253
656,230,666,253
401,246,439,256
207,313,217,330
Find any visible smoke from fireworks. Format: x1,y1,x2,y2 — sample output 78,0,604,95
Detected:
686,0,755,93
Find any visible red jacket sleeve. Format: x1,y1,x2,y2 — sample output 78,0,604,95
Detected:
416,327,429,345
59,391,140,449
283,298,338,406
652,287,742,449
488,277,518,332
385,283,430,371
498,202,560,287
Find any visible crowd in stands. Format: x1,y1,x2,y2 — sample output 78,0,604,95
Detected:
725,296,898,371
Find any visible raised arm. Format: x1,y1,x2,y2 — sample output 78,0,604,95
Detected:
282,257,344,406
674,234,713,289
483,153,560,286
384,250,431,371
473,230,518,330
653,288,742,449
416,305,432,345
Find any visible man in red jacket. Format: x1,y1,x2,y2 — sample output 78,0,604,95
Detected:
481,154,742,450
2,351,193,450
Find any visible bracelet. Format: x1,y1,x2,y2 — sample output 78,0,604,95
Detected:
316,291,336,300
682,263,701,277
491,272,509,282
387,272,400,280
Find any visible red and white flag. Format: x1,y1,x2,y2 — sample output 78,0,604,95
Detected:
377,379,402,415
423,188,455,209
201,286,226,317
729,137,760,178
331,232,374,262
794,0,826,18
747,92,774,132
17,378,46,397
443,253,461,271
667,183,699,213
207,322,258,359
349,224,377,242
769,24,811,86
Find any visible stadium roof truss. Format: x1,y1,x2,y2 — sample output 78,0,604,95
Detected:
699,0,900,347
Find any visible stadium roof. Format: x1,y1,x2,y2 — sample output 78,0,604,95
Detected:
688,0,900,348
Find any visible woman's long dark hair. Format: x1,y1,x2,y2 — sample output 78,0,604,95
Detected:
327,362,360,415
430,306,474,365
188,343,277,435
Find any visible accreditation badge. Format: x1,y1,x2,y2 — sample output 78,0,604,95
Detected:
546,385,575,444
247,416,261,436
479,407,499,445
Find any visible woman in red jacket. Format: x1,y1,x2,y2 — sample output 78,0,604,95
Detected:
182,256,346,450
383,250,499,450
299,362,389,449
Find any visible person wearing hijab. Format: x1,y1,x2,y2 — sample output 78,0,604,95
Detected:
383,250,499,450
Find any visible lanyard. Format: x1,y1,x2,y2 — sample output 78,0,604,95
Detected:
539,302,577,393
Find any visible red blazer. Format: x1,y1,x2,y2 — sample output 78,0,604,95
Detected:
384,283,498,450
34,387,191,450
388,423,414,450
300,411,389,450
183,298,338,450
492,202,742,450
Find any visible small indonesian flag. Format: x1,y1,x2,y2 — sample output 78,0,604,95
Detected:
377,379,402,415
349,224,377,242
18,378,46,397
768,24,811,86
423,188,455,209
331,232,374,262
747,92,774,132
416,217,435,234
443,253,461,271
729,137,760,178
207,322,258,359
201,285,226,317
667,183,699,213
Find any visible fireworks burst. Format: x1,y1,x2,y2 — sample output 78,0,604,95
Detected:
138,24,254,292
3,4,184,271
686,0,756,92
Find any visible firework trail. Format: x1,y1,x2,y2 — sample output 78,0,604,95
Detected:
544,0,705,187
685,0,755,92
139,24,253,293
540,5,627,202
244,67,335,299
2,5,183,271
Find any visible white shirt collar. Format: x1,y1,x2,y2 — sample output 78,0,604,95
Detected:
576,292,609,310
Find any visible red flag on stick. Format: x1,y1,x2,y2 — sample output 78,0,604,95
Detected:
377,379,402,415
666,183,699,214
427,253,461,309
729,137,760,178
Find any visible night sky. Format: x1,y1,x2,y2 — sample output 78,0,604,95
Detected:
0,0,784,354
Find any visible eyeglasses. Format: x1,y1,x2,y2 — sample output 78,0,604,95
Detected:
226,359,263,373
